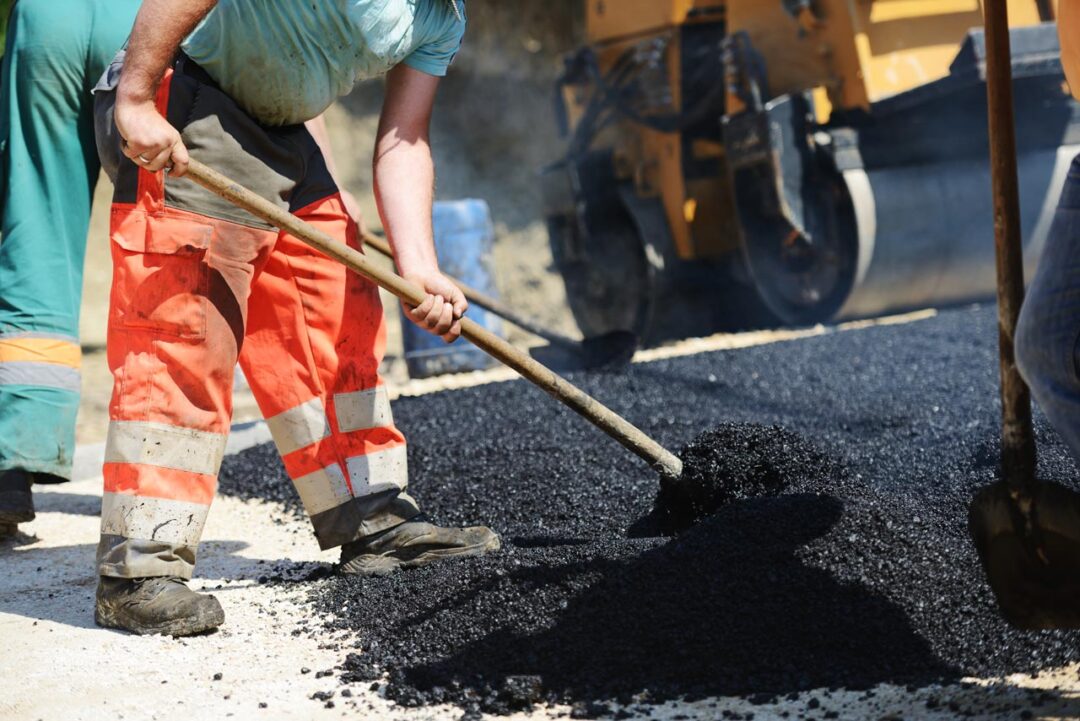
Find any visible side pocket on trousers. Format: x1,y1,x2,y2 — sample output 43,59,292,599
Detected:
111,209,212,340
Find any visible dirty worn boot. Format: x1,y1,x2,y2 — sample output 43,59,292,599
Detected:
338,517,501,576
95,576,225,636
0,469,34,524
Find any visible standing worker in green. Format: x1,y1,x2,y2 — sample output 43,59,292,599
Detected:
0,0,142,533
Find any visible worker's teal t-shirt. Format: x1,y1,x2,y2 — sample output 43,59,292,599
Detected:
181,0,465,126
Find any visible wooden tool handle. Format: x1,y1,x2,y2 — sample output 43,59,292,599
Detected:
360,232,582,349
184,159,682,479
985,0,1036,492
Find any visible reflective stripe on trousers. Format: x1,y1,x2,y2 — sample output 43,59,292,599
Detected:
96,65,419,580
266,384,416,548
98,420,223,578
0,332,82,477
0,334,81,392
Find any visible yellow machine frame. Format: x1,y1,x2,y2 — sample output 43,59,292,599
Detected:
575,0,1055,261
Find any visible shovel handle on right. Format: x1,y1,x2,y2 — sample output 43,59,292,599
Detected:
985,0,1036,491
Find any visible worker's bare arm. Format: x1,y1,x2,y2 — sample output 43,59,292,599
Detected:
115,0,218,176
374,63,467,342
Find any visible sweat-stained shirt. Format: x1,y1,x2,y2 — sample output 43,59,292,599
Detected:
181,0,466,127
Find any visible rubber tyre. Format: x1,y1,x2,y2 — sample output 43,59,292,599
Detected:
548,207,654,341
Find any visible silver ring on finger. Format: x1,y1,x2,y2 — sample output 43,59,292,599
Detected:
137,154,152,164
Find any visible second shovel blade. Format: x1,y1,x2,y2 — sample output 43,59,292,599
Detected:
969,479,1080,630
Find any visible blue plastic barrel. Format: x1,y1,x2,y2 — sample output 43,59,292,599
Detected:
400,199,503,379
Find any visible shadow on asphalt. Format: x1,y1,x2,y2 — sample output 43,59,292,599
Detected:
376,495,960,706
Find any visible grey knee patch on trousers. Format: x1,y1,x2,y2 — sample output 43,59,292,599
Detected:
97,534,198,580
310,492,421,550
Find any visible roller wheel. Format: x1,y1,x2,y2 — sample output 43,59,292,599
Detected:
548,206,654,340
741,171,859,326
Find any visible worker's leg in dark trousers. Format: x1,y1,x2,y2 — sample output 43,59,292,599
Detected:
1017,153,1080,459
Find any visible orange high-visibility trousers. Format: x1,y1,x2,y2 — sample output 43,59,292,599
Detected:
93,53,420,579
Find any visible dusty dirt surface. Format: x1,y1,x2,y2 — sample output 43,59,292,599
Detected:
9,310,1080,721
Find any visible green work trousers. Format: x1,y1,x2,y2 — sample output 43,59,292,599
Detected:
0,0,140,479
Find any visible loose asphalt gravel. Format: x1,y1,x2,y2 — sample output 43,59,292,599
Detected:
218,305,1080,716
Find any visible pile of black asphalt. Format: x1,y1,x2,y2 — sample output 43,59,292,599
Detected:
218,305,1080,716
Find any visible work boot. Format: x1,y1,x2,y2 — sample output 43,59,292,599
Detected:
95,576,225,637
338,516,501,576
0,469,35,524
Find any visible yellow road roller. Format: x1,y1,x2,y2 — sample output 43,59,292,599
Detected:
544,0,1078,339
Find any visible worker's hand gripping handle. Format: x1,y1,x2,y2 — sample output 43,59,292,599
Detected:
182,159,684,480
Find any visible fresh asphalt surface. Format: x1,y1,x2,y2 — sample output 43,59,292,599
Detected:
217,304,1080,717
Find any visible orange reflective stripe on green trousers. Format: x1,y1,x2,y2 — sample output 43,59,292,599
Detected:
0,0,141,479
